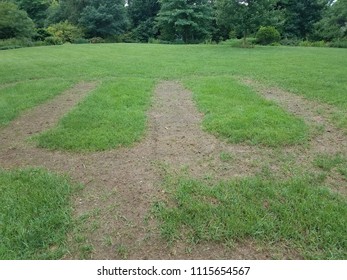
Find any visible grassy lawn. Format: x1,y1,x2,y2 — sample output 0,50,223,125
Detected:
0,44,346,259
154,173,347,259
1,44,346,150
0,168,78,260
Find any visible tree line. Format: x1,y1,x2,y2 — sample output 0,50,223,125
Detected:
1,0,346,47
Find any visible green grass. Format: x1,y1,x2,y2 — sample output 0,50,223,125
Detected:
35,78,155,151
154,174,347,259
184,77,309,146
0,44,346,149
313,153,347,179
0,168,78,260
0,79,73,126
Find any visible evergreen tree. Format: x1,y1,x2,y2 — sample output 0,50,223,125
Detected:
12,0,51,27
277,0,326,39
128,0,160,42
79,0,128,38
156,0,214,43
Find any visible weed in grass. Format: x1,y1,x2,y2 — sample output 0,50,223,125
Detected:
0,168,78,260
185,77,309,146
154,173,347,259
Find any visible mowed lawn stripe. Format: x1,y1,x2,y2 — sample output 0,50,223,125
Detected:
185,77,309,146
35,78,155,151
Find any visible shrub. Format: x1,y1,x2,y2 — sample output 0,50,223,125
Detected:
256,26,280,45
89,37,105,44
280,38,300,46
299,40,327,48
44,36,63,45
72,38,90,44
0,38,33,50
47,21,84,43
33,28,52,41
220,38,255,48
329,39,347,48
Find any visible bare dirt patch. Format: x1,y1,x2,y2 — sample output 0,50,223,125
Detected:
1,79,345,259
239,77,347,195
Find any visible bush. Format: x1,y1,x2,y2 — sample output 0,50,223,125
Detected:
256,26,280,45
0,38,33,50
280,38,300,46
220,38,255,48
72,38,90,44
33,28,52,41
44,36,63,45
299,40,327,48
47,21,84,43
329,39,347,48
89,37,105,44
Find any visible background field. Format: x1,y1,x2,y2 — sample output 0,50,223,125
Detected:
0,44,346,260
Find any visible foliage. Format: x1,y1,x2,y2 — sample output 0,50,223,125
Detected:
47,0,91,25
314,0,347,41
127,0,161,42
256,26,280,45
0,168,77,259
277,0,326,39
156,0,213,43
0,2,35,39
78,0,127,38
219,38,255,47
0,37,33,50
47,21,84,43
89,37,105,43
128,0,160,27
12,0,51,27
217,0,275,44
329,38,347,48
44,35,62,45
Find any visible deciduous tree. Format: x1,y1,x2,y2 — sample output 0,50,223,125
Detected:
0,1,35,39
216,0,275,44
